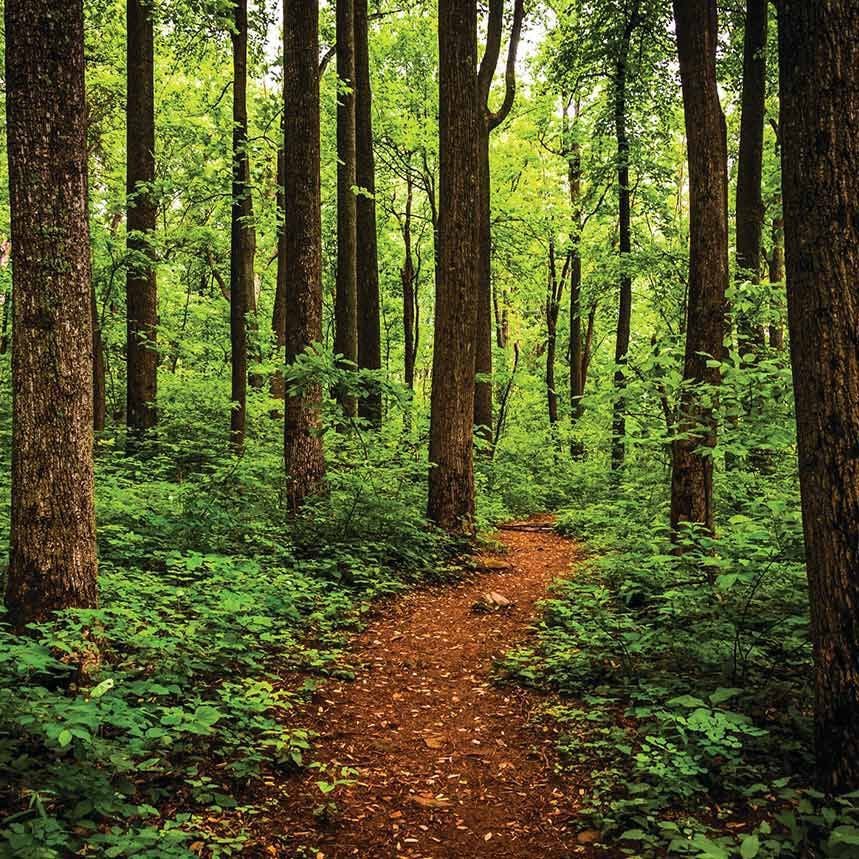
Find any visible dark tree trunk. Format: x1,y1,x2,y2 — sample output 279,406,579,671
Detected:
4,0,98,630
230,0,256,452
493,286,507,348
428,0,480,534
670,0,729,541
355,0,382,426
582,303,595,391
401,174,417,391
335,0,358,418
546,241,567,427
611,3,639,473
92,282,107,433
768,213,785,349
126,0,158,441
473,0,525,446
566,103,585,457
271,145,287,403
735,0,768,349
283,0,326,510
778,0,859,792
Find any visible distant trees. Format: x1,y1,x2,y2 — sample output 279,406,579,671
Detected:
778,0,859,791
126,0,159,439
229,0,256,452
427,0,480,533
4,0,98,629
283,0,326,509
670,0,728,542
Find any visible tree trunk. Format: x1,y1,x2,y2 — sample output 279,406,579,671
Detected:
670,0,729,542
355,0,382,427
229,0,256,452
474,122,493,441
92,282,107,433
334,0,358,418
493,286,507,348
126,0,158,441
734,0,767,347
611,6,638,473
428,0,480,534
778,0,859,792
768,213,785,349
271,145,287,403
4,0,98,630
566,103,585,457
402,174,417,391
546,241,565,427
283,0,326,511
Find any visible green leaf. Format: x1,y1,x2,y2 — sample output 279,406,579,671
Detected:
709,687,741,705
89,678,115,699
58,729,73,747
667,694,707,709
740,834,760,858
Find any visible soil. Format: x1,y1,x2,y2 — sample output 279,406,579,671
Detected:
254,516,603,858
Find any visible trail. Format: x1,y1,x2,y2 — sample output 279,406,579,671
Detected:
262,516,595,858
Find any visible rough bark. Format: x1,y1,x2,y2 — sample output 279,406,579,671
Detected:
670,0,729,541
355,0,382,426
126,0,158,440
734,0,767,350
229,0,256,452
428,0,480,534
611,2,640,473
271,145,287,403
4,0,98,629
778,0,859,792
283,0,326,510
335,0,358,418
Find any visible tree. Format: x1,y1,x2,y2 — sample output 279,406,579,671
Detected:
474,0,525,442
271,145,287,403
546,239,570,427
335,0,359,418
428,0,480,533
4,0,98,629
355,0,382,426
126,0,159,439
734,0,767,348
670,0,728,541
283,0,326,510
778,0,859,791
229,0,256,452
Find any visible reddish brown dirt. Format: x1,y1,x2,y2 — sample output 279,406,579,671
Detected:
258,517,596,858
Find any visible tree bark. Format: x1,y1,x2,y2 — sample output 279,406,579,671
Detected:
611,2,640,473
126,0,158,441
230,0,256,452
768,213,785,349
566,105,585,458
670,0,729,541
4,0,98,630
283,0,326,511
355,0,382,426
778,0,859,792
546,241,567,427
335,0,358,418
428,0,480,534
92,282,107,433
401,174,417,391
734,0,767,350
271,145,287,403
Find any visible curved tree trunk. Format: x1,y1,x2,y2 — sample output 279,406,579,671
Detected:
428,0,480,534
670,0,729,542
283,0,326,511
229,0,256,452
4,0,98,630
778,0,859,791
355,0,382,427
126,0,158,441
334,0,358,418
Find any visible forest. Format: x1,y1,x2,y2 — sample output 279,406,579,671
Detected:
0,0,857,856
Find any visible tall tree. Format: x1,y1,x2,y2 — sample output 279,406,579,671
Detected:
734,0,768,347
400,172,419,392
126,0,158,439
283,0,326,510
546,240,570,427
4,0,98,629
355,0,382,426
271,145,287,403
778,0,859,791
334,0,359,418
229,0,256,452
428,0,480,533
670,0,728,540
610,0,641,472
474,0,525,443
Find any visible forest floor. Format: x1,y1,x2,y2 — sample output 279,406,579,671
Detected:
249,516,611,858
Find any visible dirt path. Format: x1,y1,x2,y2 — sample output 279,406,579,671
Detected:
264,517,592,858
